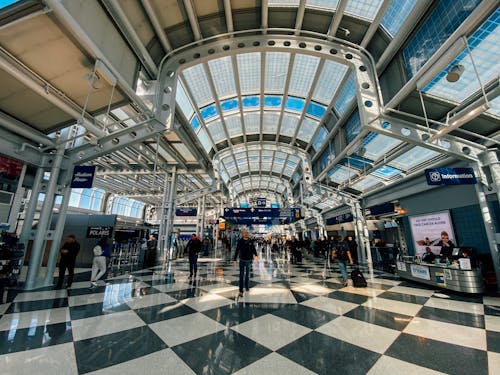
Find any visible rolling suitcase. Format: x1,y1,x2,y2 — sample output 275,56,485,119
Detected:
351,269,367,288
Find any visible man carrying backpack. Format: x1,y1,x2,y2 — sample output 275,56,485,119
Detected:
186,234,201,278
331,236,353,286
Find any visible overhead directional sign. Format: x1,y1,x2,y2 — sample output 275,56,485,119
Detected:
425,167,477,186
223,207,301,219
256,197,266,207
224,217,296,225
175,208,198,216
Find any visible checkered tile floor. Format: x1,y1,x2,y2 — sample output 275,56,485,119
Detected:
0,254,499,374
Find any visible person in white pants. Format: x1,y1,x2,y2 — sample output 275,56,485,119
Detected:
90,236,110,287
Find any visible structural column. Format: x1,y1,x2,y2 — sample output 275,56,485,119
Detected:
25,144,66,289
352,201,372,269
19,165,44,247
164,167,177,260
196,197,202,235
158,171,170,255
8,163,27,231
200,194,206,237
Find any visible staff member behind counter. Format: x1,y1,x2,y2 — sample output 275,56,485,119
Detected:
422,247,436,263
436,231,455,259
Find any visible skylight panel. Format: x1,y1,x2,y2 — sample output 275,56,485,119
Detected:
190,115,201,133
285,97,305,113
362,134,402,161
181,65,213,106
280,113,300,137
381,0,418,37
269,0,300,6
313,60,348,104
225,114,243,137
288,155,301,165
206,119,226,143
372,165,402,179
306,0,339,11
288,54,320,97
328,165,356,183
220,98,239,113
351,175,383,191
197,128,213,153
312,126,328,150
296,117,319,142
333,72,356,116
389,146,441,170
265,52,290,93
345,0,384,21
237,53,261,94
175,81,195,119
244,112,261,134
208,56,236,98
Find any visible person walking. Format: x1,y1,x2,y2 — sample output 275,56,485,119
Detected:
233,229,258,297
90,236,111,287
55,234,80,289
346,236,358,264
146,234,157,267
332,236,353,286
186,234,201,278
201,236,212,257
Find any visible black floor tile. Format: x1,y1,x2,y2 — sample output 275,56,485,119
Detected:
417,306,485,329
385,333,488,375
202,304,267,326
67,286,107,297
378,291,429,305
6,298,68,313
432,292,484,304
398,281,436,291
237,302,295,314
366,282,393,290
134,302,198,324
271,304,339,329
278,331,380,375
0,322,72,355
229,280,260,289
327,290,369,305
290,290,319,303
487,330,500,353
74,326,167,374
344,306,412,331
173,329,271,374
69,301,130,320
166,287,206,300
485,305,500,316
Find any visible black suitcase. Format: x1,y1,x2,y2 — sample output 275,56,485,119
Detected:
351,269,367,288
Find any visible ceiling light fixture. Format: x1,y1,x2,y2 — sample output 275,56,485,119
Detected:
446,64,465,82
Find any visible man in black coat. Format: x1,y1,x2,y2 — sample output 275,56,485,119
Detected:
233,229,258,297
186,234,202,278
55,234,80,289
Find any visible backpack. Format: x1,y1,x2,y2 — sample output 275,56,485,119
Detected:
351,269,367,288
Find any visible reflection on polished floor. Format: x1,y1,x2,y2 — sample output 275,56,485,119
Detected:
0,251,499,375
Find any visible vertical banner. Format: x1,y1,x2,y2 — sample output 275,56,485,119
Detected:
409,211,456,255
70,166,96,188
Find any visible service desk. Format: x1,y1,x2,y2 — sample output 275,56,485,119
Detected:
396,260,484,294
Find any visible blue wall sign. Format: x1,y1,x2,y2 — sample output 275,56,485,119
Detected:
175,208,198,216
70,166,96,188
425,168,477,186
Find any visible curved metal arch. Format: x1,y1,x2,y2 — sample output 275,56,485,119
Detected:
214,141,308,162
156,30,382,135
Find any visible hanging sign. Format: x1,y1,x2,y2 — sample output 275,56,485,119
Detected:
175,208,198,216
86,226,113,238
425,168,477,186
256,197,266,207
70,166,96,188
326,213,353,225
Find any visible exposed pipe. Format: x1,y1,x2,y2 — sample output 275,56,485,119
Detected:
140,0,172,52
0,111,55,147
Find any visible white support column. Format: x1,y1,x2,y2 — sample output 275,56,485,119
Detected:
200,194,206,237
196,197,202,235
158,171,170,254
353,201,372,272
25,142,66,289
8,163,27,232
165,167,177,260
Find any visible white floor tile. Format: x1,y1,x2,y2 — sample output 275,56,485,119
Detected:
234,352,316,375
488,351,500,375
316,316,400,354
181,294,234,312
424,297,484,315
367,355,446,375
291,284,333,296
485,315,500,333
484,296,500,307
152,283,193,293
301,296,358,315
199,283,239,294
288,277,320,284
388,286,435,297
404,317,486,350
126,293,177,310
88,348,195,375
149,312,225,347
340,285,385,297
0,342,78,375
68,293,106,307
0,307,69,331
364,297,423,316
370,278,402,286
13,290,67,302
232,314,311,351
238,287,297,304
71,310,145,341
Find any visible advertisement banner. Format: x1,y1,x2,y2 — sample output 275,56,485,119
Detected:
409,211,456,255
410,264,431,280
70,166,96,188
425,167,477,185
86,226,113,238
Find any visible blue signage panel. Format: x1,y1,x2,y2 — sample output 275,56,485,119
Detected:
425,168,477,186
240,203,249,208
326,213,353,225
175,208,198,216
369,202,394,216
256,197,266,207
223,207,301,219
70,166,96,188
270,203,280,208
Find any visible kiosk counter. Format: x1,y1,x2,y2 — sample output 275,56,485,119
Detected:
396,257,484,294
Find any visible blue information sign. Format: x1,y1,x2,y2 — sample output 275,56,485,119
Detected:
256,197,266,207
326,213,353,225
70,166,96,188
425,168,477,186
223,207,301,219
175,208,198,216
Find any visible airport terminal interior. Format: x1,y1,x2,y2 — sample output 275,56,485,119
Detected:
0,0,499,374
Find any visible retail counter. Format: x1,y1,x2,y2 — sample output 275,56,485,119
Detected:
396,260,484,294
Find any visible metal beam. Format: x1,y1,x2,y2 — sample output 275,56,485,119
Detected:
101,0,158,78
294,0,306,34
182,0,202,41
0,111,55,147
327,0,348,37
261,0,268,30
175,183,220,205
140,0,172,53
223,0,233,33
360,0,392,48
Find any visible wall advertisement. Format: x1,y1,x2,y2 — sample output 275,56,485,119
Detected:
408,211,456,255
